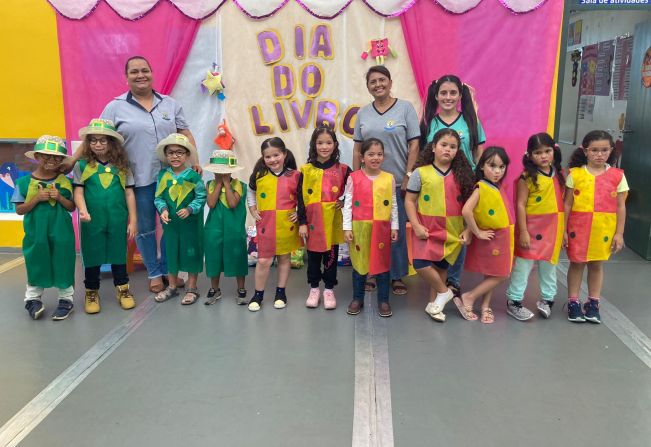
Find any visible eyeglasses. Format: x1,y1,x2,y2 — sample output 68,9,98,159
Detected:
89,138,108,145
166,150,188,158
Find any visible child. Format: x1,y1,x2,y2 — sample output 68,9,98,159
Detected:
563,130,627,323
246,137,301,311
506,133,565,321
153,133,206,305
456,146,514,324
343,138,398,317
73,119,137,314
298,125,351,310
13,136,76,320
405,129,474,322
203,123,248,306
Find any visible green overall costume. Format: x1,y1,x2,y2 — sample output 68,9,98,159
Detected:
204,179,248,278
17,174,75,288
154,167,206,274
76,160,130,267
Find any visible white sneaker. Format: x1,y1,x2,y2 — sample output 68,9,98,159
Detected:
537,300,553,318
506,300,534,321
305,288,320,308
425,302,446,322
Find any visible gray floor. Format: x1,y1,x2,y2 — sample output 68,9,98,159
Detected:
0,248,649,446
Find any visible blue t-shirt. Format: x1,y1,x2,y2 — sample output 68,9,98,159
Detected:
426,114,486,170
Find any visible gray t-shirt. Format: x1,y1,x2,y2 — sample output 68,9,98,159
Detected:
353,99,420,184
101,91,189,187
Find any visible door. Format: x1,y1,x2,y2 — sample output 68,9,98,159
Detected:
622,20,651,260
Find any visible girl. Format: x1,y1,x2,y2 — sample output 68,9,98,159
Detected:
247,137,301,312
298,126,351,310
343,138,399,317
456,147,514,324
73,119,137,314
153,133,206,305
405,129,474,322
13,136,76,320
420,75,487,302
203,145,248,306
505,133,565,321
563,130,627,324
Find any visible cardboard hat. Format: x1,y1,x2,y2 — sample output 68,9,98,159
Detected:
79,118,124,144
25,135,72,161
156,133,197,164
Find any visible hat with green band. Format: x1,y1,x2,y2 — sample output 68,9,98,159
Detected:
79,118,124,144
25,135,72,161
203,149,244,174
156,132,198,165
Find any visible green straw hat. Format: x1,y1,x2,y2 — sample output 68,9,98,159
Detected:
79,118,124,144
25,135,71,161
156,133,197,164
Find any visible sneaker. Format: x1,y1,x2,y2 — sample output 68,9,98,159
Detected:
378,301,393,317
25,299,44,320
84,289,101,314
425,302,446,322
236,288,248,305
537,299,553,319
116,284,135,310
248,294,263,312
506,300,534,321
52,299,74,321
205,288,222,305
274,294,287,309
347,299,363,315
323,289,337,310
306,288,320,308
567,300,585,323
583,299,601,324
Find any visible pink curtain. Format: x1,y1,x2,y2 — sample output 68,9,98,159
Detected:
401,0,563,190
56,0,200,141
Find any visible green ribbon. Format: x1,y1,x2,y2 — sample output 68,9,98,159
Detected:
88,121,118,132
210,156,237,167
34,140,67,155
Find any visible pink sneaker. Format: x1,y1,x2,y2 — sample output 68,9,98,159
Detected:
323,289,337,310
306,288,320,308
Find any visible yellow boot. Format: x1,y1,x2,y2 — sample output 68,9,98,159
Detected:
116,284,136,310
85,289,101,314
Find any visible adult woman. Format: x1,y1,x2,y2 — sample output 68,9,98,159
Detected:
353,66,420,298
65,56,198,293
420,75,486,297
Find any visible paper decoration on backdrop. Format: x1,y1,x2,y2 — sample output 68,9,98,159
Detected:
47,0,549,20
215,119,235,149
201,64,226,99
361,38,397,65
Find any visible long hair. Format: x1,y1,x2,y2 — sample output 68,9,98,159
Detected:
523,132,565,190
249,137,297,187
416,128,474,202
475,146,510,185
419,75,479,158
80,135,129,172
307,125,340,164
568,130,617,169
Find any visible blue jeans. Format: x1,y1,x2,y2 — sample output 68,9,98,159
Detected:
506,256,557,302
134,183,167,279
447,245,466,288
391,187,409,281
353,270,389,303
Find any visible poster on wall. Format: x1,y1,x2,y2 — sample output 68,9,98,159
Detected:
580,44,597,96
613,36,633,100
578,95,595,121
595,40,614,96
568,20,582,47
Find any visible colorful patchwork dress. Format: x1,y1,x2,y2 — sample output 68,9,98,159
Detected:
349,170,393,275
204,178,248,278
566,166,627,262
410,164,465,265
15,174,75,288
74,160,132,268
253,169,302,258
154,167,206,274
464,180,515,277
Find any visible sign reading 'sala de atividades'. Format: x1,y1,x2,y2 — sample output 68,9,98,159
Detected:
249,24,360,138
575,0,649,5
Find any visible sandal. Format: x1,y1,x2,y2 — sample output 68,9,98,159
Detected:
453,297,478,321
364,277,377,292
181,288,199,305
391,280,408,296
204,288,221,305
163,276,185,289
154,286,179,303
481,308,495,324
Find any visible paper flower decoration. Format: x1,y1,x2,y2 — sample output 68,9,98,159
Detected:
201,64,226,100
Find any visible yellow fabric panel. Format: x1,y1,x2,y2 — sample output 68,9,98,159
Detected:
301,164,324,205
552,212,565,264
0,0,65,137
474,182,509,229
275,209,300,255
372,172,393,221
350,220,372,275
525,175,559,215
321,202,344,247
587,212,616,261
444,216,464,263
256,174,278,212
569,168,595,213
417,165,445,217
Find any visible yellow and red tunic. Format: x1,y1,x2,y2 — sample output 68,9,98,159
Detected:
300,162,349,252
350,170,393,275
255,169,302,257
515,169,565,264
411,165,465,265
566,166,625,262
465,180,515,277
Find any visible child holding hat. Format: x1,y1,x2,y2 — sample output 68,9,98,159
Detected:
12,136,76,320
153,133,206,305
73,119,137,314
203,120,248,305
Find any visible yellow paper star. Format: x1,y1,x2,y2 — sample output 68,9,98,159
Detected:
202,71,224,96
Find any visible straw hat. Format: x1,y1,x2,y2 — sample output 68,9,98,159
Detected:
25,135,72,161
156,133,197,164
78,118,124,144
203,149,244,174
